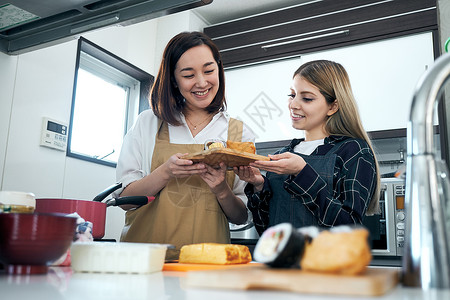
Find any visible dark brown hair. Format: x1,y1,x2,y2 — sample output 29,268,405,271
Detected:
150,31,226,125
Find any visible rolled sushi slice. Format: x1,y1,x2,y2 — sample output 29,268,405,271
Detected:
253,223,308,268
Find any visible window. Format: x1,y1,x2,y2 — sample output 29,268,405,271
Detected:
68,37,153,167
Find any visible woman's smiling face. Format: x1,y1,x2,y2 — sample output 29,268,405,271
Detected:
174,44,220,112
288,75,337,140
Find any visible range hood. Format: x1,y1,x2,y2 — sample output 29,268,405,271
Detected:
0,0,212,55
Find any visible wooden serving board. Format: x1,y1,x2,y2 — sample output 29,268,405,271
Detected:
182,148,270,168
163,262,262,272
184,266,399,296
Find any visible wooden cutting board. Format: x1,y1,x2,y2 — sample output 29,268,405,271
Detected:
184,266,399,296
163,262,262,272
182,148,270,168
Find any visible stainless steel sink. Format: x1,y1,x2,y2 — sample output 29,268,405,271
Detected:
403,52,450,289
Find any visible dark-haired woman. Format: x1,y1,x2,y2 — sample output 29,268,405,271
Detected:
115,31,255,259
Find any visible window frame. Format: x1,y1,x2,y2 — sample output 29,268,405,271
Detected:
67,37,153,167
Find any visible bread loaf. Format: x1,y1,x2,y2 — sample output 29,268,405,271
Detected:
300,228,371,275
179,243,252,265
226,141,256,154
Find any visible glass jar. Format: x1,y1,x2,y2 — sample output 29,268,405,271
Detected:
0,191,35,213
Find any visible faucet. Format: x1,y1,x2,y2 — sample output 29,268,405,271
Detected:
403,52,450,289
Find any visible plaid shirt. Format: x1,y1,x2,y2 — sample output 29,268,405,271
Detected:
246,135,377,235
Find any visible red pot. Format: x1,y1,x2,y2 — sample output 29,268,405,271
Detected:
34,183,153,239
35,198,107,239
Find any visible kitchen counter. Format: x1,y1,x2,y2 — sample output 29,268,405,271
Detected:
1,267,450,300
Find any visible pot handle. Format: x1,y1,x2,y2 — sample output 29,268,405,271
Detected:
93,182,123,202
105,196,154,207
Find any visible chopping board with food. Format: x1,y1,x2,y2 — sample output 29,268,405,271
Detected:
184,265,399,296
181,140,269,168
163,262,261,272
182,223,399,296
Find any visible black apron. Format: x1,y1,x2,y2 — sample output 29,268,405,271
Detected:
267,140,345,228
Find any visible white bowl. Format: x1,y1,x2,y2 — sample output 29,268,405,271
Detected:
70,242,167,274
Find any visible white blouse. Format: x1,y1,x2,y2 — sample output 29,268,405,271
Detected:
294,139,325,155
114,109,256,207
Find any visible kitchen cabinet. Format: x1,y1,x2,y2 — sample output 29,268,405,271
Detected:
205,0,437,68
1,266,450,299
225,31,435,141
208,0,442,145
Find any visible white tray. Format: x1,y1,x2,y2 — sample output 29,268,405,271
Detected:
70,242,167,274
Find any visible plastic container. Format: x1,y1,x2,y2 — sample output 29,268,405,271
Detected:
0,191,36,213
70,242,167,274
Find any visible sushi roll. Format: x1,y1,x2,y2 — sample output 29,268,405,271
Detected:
253,223,309,268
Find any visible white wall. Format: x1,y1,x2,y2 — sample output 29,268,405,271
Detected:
0,53,17,190
0,11,206,241
225,32,435,142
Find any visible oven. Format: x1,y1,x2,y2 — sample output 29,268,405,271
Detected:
230,222,259,239
362,178,406,257
230,222,259,255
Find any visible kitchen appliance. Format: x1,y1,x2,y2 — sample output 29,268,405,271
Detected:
39,117,68,151
362,178,406,258
403,51,450,289
0,0,212,55
229,222,259,256
230,222,259,240
35,182,152,239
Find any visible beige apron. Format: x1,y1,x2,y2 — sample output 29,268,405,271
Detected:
121,117,243,260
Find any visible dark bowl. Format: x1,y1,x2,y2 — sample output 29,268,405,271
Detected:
0,212,77,275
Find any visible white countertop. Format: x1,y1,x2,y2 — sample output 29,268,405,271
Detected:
1,267,450,300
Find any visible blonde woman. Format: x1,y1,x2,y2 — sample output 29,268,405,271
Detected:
235,60,380,235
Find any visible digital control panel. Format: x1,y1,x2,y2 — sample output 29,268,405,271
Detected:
394,183,406,254
40,117,68,151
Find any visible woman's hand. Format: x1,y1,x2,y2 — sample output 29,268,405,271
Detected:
161,153,207,179
200,162,248,224
250,152,306,176
119,153,206,208
234,166,264,192
200,162,228,197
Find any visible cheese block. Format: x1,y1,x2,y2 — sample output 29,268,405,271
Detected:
179,243,252,265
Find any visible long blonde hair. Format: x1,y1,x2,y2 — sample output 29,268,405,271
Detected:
294,60,380,215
